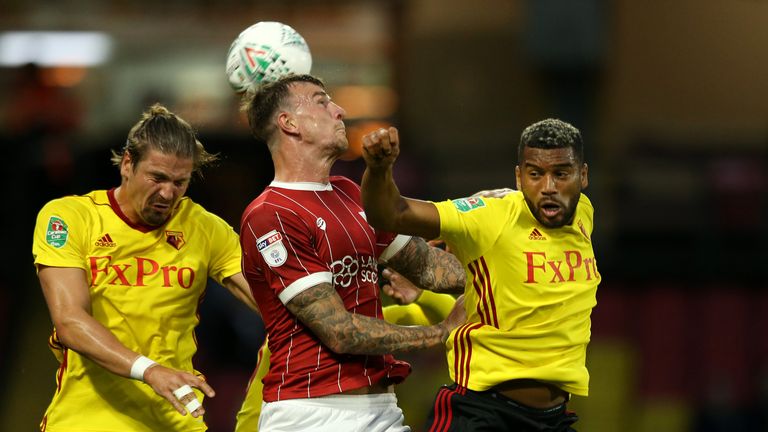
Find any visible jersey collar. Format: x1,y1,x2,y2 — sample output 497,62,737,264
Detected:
107,188,163,233
269,180,333,191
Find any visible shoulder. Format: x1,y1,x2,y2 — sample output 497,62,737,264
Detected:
330,175,356,186
501,190,524,204
578,193,594,210
576,193,594,217
39,190,105,217
329,176,360,195
177,196,214,218
178,197,233,228
240,189,311,235
439,191,519,215
575,193,595,223
34,192,104,249
241,188,299,222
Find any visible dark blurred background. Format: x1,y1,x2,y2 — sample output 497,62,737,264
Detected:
1,1,767,431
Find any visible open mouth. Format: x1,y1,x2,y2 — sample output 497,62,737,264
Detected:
540,202,562,218
150,202,170,212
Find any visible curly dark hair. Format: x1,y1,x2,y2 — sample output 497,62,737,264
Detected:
518,118,584,164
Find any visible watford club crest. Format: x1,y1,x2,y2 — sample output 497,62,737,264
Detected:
577,220,590,242
165,231,186,250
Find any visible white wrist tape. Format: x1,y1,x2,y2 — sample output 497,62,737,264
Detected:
130,355,157,381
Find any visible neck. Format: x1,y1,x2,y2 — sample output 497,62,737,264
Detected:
112,186,146,227
272,141,339,184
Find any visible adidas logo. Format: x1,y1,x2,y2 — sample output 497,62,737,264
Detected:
528,228,546,240
95,233,116,247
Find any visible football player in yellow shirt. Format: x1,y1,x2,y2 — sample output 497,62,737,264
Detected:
360,119,599,431
32,104,257,432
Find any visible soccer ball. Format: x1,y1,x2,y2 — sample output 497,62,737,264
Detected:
225,21,312,93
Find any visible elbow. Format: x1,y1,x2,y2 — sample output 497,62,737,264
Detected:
52,319,80,350
50,311,91,350
328,342,354,355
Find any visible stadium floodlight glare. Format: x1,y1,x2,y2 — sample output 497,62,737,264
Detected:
0,31,113,67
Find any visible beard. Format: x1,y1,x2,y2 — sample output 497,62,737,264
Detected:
525,195,580,228
140,197,174,226
140,208,168,226
537,203,578,228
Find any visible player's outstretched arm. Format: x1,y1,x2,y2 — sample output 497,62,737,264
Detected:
381,267,457,326
385,237,465,295
286,282,465,355
38,265,214,417
361,127,441,239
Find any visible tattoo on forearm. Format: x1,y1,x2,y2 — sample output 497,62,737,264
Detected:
388,238,466,294
287,283,448,355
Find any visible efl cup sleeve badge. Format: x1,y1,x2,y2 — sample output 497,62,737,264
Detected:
257,230,288,267
46,216,69,248
452,197,485,212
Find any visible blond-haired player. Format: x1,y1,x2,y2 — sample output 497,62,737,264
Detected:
33,104,257,432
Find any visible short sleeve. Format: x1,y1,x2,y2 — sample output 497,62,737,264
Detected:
241,205,332,305
378,234,411,262
433,196,511,264
204,213,242,284
32,198,91,271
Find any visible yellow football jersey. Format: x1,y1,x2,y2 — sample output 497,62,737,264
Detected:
434,191,599,396
33,189,241,432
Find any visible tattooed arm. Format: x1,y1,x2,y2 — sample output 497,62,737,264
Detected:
385,237,465,295
285,282,465,355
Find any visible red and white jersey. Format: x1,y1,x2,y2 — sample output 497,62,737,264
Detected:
240,176,412,402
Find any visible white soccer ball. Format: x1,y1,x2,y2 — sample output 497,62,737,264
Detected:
225,21,312,93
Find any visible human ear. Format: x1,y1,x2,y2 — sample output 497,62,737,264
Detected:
277,112,297,134
120,152,133,177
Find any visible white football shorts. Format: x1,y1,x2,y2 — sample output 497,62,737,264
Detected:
258,393,411,432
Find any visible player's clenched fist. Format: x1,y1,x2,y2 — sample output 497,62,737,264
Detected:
362,127,400,169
